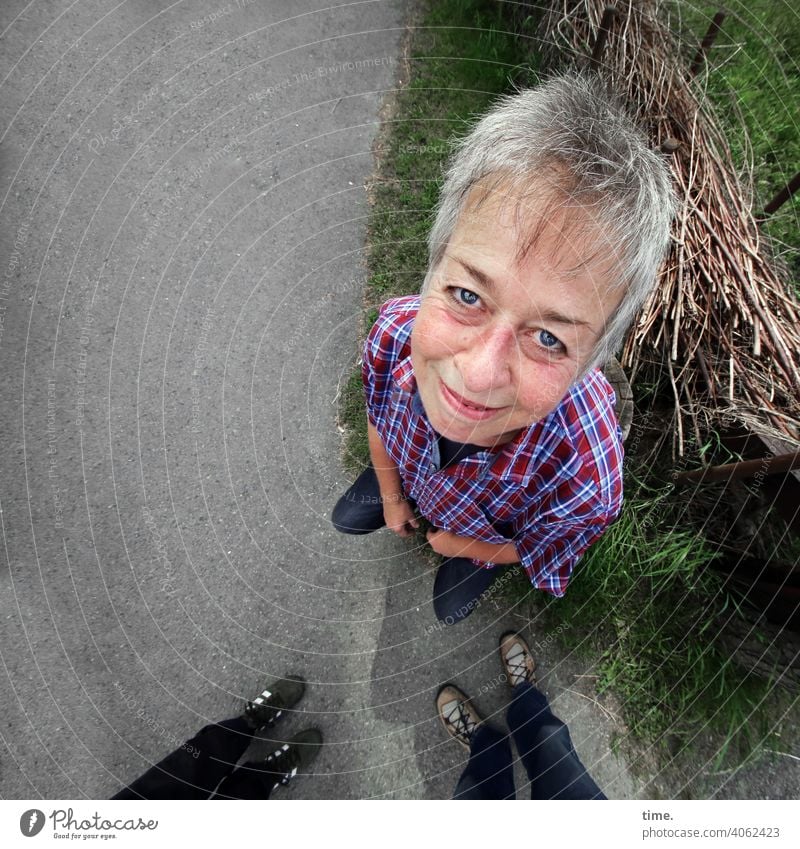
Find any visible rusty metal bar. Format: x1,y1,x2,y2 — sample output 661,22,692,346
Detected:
590,7,618,70
690,9,727,76
674,451,800,484
762,170,800,217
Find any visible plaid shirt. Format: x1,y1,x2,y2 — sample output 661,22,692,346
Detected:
362,296,624,597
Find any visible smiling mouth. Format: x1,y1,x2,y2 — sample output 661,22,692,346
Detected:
439,380,507,421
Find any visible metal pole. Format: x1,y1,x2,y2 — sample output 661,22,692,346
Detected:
590,7,618,70
674,451,800,484
762,171,800,217
690,10,727,76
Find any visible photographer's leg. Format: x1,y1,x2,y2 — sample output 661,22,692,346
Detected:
437,684,515,800
453,724,516,800
499,632,605,800
507,683,606,800
112,717,252,800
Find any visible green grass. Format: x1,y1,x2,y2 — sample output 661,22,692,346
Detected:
675,0,800,282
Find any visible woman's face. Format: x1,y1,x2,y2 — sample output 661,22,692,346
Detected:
411,186,621,447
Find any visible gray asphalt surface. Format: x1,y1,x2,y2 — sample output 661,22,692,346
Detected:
0,0,657,801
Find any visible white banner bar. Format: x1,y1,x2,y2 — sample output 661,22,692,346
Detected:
1,800,798,848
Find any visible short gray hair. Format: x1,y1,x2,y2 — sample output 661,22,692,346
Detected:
422,71,678,370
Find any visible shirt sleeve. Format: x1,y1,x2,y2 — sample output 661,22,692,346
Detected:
361,310,393,428
511,493,622,597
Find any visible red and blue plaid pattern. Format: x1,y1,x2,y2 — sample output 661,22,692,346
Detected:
363,296,624,597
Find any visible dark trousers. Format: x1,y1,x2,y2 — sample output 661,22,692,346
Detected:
454,682,606,800
332,465,503,623
113,717,282,800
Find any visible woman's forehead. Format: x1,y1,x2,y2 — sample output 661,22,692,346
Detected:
454,186,618,284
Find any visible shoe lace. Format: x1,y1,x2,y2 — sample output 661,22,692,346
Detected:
246,690,286,728
448,699,477,742
505,644,532,687
266,743,301,785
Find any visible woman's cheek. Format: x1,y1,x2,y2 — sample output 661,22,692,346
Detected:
519,362,574,409
415,304,464,357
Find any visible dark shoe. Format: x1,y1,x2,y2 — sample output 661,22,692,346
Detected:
244,675,305,731
432,558,503,624
256,729,323,789
499,631,537,687
436,684,482,750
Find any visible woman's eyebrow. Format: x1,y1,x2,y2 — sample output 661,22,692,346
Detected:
451,257,497,294
536,309,593,330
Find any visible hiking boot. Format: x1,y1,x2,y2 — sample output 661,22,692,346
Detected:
257,729,323,789
499,631,537,687
243,675,305,731
436,684,482,750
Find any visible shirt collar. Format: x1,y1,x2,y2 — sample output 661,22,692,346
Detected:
490,392,586,483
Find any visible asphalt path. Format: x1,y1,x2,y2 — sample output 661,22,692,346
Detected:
0,0,641,800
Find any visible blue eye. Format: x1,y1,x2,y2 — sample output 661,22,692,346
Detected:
455,287,480,306
538,330,561,348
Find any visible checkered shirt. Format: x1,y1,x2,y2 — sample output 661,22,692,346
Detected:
362,295,624,597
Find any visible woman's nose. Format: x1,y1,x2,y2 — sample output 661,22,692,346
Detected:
454,321,515,395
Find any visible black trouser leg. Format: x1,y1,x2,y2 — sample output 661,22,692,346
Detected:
112,717,253,800
452,724,516,799
432,559,504,624
331,464,388,534
212,763,283,799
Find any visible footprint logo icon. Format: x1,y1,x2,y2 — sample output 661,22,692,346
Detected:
20,809,46,837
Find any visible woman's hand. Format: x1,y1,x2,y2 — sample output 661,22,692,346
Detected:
383,497,419,538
